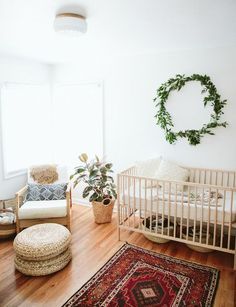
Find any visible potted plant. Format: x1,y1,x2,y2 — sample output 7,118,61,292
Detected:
70,153,117,224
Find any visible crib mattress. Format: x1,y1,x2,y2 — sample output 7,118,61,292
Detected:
121,186,236,224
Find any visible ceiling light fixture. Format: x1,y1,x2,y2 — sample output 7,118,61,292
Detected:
54,13,87,35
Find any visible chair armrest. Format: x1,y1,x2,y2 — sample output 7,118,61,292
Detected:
15,185,28,214
66,184,71,194
16,185,28,198
66,184,72,208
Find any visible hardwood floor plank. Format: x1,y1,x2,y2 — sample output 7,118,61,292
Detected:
0,205,235,307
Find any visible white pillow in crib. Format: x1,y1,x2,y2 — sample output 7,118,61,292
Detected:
155,159,189,184
135,157,161,178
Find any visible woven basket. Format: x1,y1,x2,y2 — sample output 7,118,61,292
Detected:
142,216,174,244
0,209,16,239
92,198,114,224
183,227,214,253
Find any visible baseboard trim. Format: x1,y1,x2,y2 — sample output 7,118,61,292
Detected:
72,198,117,212
73,198,91,207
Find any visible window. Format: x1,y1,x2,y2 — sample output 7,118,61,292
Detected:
0,81,104,180
53,82,104,166
0,82,51,178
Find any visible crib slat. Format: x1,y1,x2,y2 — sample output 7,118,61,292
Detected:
168,182,171,236
128,176,131,228
200,187,204,244
207,187,211,245
124,176,127,226
204,170,206,184
215,171,218,185
133,177,136,228
122,176,125,226
193,186,197,243
117,175,120,228
213,188,219,246
227,190,233,249
210,171,212,185
162,182,165,235
220,190,226,248
227,172,229,187
150,180,153,233
174,184,177,238
180,186,184,239
156,181,159,234
144,179,147,229
186,186,190,240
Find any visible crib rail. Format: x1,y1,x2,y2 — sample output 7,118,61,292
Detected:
117,167,236,268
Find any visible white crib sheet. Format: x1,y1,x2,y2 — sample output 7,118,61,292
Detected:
121,185,236,224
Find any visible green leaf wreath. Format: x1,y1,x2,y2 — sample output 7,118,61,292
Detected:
154,74,228,145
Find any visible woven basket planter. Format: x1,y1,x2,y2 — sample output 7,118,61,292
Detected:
92,198,114,224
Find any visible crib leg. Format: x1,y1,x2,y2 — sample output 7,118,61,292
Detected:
234,236,236,270
117,226,121,241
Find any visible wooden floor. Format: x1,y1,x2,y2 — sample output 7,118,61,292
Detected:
0,205,235,307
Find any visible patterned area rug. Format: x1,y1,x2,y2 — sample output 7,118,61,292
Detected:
63,243,219,306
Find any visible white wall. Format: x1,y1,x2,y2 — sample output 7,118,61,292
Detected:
1,46,236,200
0,55,51,199
52,46,236,174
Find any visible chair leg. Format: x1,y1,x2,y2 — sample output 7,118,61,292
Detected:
67,216,71,232
117,226,120,241
16,220,20,234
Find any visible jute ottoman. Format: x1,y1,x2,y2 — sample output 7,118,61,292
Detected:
13,223,72,276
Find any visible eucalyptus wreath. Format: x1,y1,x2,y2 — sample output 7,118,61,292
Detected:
154,74,228,145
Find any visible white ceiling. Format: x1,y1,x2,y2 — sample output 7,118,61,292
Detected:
0,0,235,63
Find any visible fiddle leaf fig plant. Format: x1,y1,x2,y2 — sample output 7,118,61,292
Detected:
70,153,117,203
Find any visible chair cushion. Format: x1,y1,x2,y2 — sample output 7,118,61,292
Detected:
25,183,67,201
18,200,67,219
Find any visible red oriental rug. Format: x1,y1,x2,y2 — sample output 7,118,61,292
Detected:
63,243,219,306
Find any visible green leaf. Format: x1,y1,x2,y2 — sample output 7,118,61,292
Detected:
76,167,85,174
105,163,113,169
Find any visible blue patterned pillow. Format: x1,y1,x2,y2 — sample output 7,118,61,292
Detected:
25,183,67,201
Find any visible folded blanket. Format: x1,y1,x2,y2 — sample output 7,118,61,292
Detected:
0,208,16,225
154,189,223,207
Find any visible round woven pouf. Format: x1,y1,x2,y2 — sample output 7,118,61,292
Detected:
14,223,71,260
13,223,72,276
15,247,72,276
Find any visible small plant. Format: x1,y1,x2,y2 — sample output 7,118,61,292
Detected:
70,153,117,203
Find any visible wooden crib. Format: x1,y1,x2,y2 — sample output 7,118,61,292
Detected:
117,166,236,269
